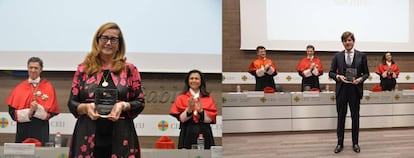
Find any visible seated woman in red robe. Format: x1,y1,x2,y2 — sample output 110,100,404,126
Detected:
296,45,323,91
6,57,60,146
375,52,400,91
170,69,218,149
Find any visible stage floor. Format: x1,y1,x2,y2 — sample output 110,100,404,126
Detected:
223,127,414,158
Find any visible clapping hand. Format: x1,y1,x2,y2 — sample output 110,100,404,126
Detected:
314,64,318,70
29,101,38,116
194,97,203,114
187,97,203,116
310,63,316,69
187,98,195,113
264,63,272,70
388,68,393,74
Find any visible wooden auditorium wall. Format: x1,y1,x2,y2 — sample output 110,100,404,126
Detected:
0,71,222,148
222,0,414,92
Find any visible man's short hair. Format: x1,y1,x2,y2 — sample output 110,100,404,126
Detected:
27,57,43,69
306,45,315,51
256,45,266,51
341,31,355,42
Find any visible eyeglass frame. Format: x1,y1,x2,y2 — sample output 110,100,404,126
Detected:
98,35,120,44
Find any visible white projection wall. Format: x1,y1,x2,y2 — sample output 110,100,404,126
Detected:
240,0,414,52
0,0,222,73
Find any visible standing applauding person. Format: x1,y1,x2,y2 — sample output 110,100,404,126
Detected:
296,45,323,91
6,57,60,146
248,46,277,91
375,52,400,91
170,69,218,149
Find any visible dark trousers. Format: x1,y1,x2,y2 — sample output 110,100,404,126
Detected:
336,84,360,145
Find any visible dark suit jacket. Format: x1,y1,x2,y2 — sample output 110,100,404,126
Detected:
328,50,370,99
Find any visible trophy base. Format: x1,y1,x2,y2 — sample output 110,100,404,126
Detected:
96,105,113,115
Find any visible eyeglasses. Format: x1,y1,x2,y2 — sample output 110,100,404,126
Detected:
99,36,119,44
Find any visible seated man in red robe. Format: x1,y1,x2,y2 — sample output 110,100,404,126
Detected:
5,57,60,146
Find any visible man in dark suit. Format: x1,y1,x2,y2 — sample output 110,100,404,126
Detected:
329,31,370,154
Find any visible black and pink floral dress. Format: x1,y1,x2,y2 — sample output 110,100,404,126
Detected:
68,62,145,158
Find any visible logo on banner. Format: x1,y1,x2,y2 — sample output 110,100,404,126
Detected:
364,96,371,101
330,95,336,102
222,97,227,104
293,96,300,102
135,122,145,129
368,75,373,81
158,120,169,131
1,117,8,128
286,75,292,81
241,75,248,81
57,153,68,158
51,121,65,127
259,97,267,103
394,94,400,100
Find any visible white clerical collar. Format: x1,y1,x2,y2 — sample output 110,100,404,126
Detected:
307,56,314,61
28,77,41,84
386,61,392,66
189,88,200,99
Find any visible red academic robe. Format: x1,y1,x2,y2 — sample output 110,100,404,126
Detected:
296,56,323,77
6,79,59,118
5,79,59,145
296,56,323,91
248,58,278,91
375,63,400,79
170,91,217,149
170,91,217,123
248,58,277,73
375,63,400,91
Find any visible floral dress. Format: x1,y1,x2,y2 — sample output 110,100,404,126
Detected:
67,62,145,158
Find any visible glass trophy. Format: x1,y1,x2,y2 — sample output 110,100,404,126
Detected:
94,88,118,115
346,68,357,82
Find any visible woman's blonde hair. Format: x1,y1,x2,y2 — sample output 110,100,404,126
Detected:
83,22,126,75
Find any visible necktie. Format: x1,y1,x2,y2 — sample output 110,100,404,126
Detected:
346,53,352,66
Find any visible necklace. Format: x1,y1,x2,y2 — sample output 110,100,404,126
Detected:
102,71,111,87
31,83,40,102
